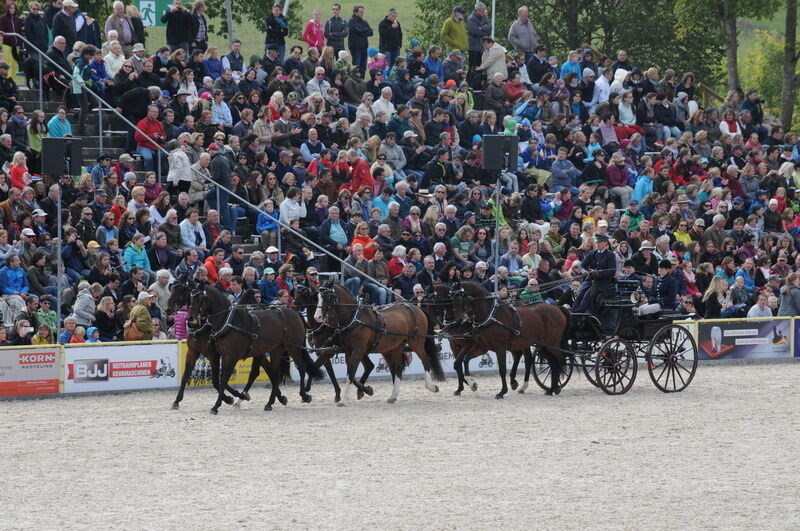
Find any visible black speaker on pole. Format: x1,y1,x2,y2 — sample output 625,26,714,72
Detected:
481,134,519,171
41,137,83,176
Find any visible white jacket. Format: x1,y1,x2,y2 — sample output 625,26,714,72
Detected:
479,42,508,81
167,148,192,184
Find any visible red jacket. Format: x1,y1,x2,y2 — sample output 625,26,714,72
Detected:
134,117,166,151
344,158,374,194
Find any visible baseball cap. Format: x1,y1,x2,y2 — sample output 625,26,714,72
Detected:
160,90,171,98
306,267,318,275
694,219,706,227
207,143,220,151
87,240,101,249
475,261,487,269
403,131,418,138
264,267,276,275
31,209,47,217
463,210,475,219
137,291,154,302
21,228,35,237
265,246,279,253
597,220,608,227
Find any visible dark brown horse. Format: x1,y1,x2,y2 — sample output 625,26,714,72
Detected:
315,279,445,405
427,284,531,395
189,285,323,413
293,281,376,402
167,283,263,409
436,281,570,399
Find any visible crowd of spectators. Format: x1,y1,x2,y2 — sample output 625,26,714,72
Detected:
0,0,797,345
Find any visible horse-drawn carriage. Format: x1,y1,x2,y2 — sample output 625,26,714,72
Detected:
531,279,699,395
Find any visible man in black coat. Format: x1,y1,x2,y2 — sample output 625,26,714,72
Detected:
51,0,78,51
377,8,402,69
324,4,348,54
348,5,373,72
526,45,549,85
24,4,49,59
572,234,617,331
161,0,193,53
117,86,161,152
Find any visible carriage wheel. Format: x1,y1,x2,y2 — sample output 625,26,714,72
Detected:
594,338,637,395
531,349,573,392
646,324,698,393
578,341,602,388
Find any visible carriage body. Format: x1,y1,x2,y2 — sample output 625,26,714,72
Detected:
539,280,698,395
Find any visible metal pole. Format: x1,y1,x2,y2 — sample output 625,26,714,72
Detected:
492,171,500,292
98,108,103,154
225,0,234,49
491,0,495,38
56,190,62,344
37,51,42,109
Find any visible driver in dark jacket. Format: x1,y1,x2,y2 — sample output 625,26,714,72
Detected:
572,233,617,330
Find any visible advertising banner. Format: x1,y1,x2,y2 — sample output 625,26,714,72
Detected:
697,318,793,360
177,342,271,387
0,346,60,397
64,342,178,393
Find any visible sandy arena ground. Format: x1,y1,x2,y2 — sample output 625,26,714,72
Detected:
2,362,799,530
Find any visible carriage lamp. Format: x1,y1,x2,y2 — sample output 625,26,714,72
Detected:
630,291,642,304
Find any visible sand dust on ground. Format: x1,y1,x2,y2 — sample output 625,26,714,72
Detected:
1,362,799,530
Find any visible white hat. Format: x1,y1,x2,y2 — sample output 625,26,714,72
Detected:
475,261,488,269
31,208,47,217
639,241,655,250
62,0,78,7
132,43,145,52
21,228,36,237
597,220,608,227
265,246,279,253
137,291,154,302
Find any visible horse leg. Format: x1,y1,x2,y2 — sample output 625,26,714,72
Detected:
546,348,563,396
518,348,533,393
453,347,467,396
509,350,521,391
208,353,233,405
386,349,403,404
263,355,280,411
357,355,375,399
324,359,341,403
172,344,199,409
339,351,362,407
463,352,478,391
495,348,509,400
211,355,238,415
407,337,438,394
234,354,263,407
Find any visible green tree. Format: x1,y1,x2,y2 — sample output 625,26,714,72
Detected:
740,29,799,126
780,0,798,129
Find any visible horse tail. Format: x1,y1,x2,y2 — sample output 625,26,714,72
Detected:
558,306,571,354
279,353,292,384
300,347,325,381
425,323,446,382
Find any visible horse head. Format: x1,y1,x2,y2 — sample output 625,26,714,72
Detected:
167,281,190,315
187,284,228,330
315,280,353,326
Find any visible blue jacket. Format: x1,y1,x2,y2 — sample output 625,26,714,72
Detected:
123,244,151,272
422,56,444,81
0,265,30,295
632,175,654,203
256,210,280,232
259,277,280,303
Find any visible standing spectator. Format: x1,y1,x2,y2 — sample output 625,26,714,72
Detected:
161,0,193,53
324,3,348,55
475,37,507,81
52,0,78,52
105,1,136,56
378,8,403,70
302,9,325,52
0,3,22,74
126,4,146,47
348,5,373,73
24,2,49,63
440,6,468,56
507,6,538,62
466,1,491,70
189,0,209,54
265,3,289,60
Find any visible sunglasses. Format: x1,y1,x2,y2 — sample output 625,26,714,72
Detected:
308,272,319,276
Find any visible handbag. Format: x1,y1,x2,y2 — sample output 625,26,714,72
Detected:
124,319,145,341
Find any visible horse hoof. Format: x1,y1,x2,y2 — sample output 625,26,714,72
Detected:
494,393,504,400
210,409,219,415
171,402,179,410
510,380,518,390
454,389,462,396
553,387,561,395
364,386,374,396
336,401,346,407
334,395,341,403
432,385,439,393
302,395,312,403
357,390,365,400
387,397,397,404
222,395,234,405
469,381,478,392
264,404,272,411
278,395,288,406
517,388,525,394
241,392,250,401
545,390,554,396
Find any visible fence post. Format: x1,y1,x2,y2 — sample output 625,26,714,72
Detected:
98,108,103,154
37,51,42,110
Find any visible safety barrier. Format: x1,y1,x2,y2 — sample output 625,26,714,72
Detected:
1,317,798,399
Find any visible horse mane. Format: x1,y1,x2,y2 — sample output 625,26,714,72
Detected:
203,284,232,308
460,281,490,298
239,288,260,305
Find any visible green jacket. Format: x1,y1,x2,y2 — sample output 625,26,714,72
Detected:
623,208,644,231
519,288,543,304
440,18,468,52
130,304,153,338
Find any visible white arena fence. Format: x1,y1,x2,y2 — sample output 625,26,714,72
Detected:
1,317,798,399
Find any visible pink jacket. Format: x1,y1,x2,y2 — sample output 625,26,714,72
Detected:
302,20,325,50
173,309,188,339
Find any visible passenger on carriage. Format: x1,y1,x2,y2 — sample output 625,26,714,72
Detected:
635,260,678,316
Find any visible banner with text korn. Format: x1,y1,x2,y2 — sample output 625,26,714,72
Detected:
64,342,179,393
697,317,793,361
0,345,60,397
177,341,271,387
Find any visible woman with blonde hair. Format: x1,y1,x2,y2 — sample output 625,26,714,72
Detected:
363,135,382,164
179,68,199,106
350,221,378,259
8,151,29,190
304,93,325,117
356,92,375,122
702,275,729,319
408,108,426,144
202,46,222,79
319,46,336,74
267,91,284,121
422,204,440,238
